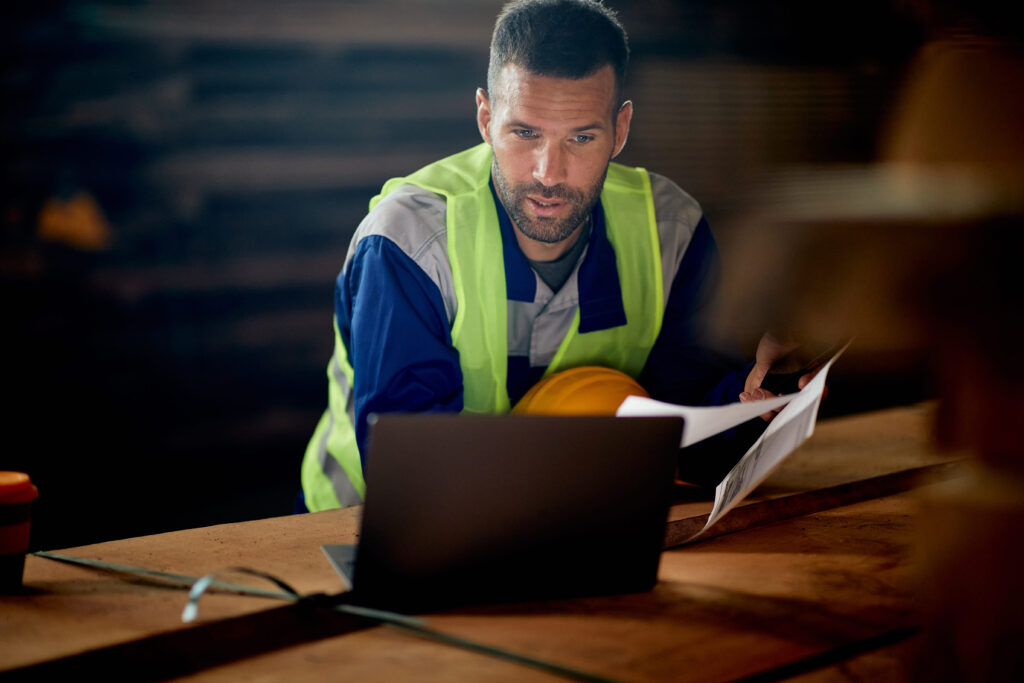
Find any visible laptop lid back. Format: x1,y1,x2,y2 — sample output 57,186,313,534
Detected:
351,414,683,612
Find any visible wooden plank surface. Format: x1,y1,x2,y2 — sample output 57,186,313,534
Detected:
3,492,932,682
0,403,953,680
664,460,961,546
2,507,358,672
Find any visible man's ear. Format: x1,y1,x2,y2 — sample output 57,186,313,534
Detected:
476,88,493,145
612,100,633,159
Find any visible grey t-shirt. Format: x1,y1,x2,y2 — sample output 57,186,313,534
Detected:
526,219,593,293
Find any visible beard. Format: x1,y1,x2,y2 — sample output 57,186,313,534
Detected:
491,159,607,245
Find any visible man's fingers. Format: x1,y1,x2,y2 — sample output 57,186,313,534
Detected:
739,386,781,422
795,363,829,402
796,361,826,390
744,363,770,395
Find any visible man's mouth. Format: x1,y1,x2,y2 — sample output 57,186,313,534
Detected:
527,196,564,215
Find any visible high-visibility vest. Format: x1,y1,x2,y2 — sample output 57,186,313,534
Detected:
302,143,663,511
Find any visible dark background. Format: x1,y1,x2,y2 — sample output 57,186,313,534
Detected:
3,1,934,549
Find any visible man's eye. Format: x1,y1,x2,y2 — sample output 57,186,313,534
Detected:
574,134,594,144
514,129,535,139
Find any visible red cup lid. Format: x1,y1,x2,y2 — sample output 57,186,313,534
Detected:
0,472,38,504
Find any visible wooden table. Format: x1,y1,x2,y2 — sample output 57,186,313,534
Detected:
1,403,962,681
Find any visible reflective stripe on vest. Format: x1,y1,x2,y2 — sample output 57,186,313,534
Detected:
302,143,662,509
302,318,364,510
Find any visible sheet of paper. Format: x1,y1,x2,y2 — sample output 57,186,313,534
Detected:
686,343,847,542
617,391,794,447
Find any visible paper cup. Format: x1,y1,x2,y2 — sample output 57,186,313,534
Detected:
0,472,38,592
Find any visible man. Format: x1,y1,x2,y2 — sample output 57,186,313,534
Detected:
301,0,788,512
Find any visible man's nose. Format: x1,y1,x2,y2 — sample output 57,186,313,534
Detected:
533,140,568,187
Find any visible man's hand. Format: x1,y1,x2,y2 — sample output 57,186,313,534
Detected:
739,332,824,421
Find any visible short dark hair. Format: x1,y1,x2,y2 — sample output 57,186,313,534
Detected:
487,0,629,107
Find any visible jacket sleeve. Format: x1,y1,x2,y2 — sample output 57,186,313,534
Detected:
337,234,463,466
639,216,749,406
638,215,766,486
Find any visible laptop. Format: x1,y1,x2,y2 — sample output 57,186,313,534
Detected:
322,413,683,613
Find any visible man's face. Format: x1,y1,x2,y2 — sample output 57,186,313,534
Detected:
477,64,632,257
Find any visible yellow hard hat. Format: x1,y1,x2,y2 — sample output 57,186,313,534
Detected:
512,366,649,416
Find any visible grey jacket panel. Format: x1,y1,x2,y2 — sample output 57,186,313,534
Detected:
345,184,457,324
649,172,704,304
508,298,580,368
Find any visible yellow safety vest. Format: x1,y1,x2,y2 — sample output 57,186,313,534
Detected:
302,143,663,510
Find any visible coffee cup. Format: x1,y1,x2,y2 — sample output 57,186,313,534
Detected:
0,471,39,592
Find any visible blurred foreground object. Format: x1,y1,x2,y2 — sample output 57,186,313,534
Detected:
882,35,1024,168
715,29,1024,682
714,162,1020,359
512,366,649,416
915,463,1024,682
887,32,1024,683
